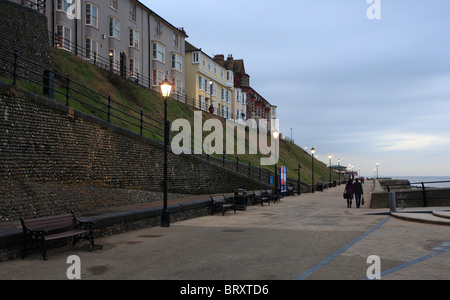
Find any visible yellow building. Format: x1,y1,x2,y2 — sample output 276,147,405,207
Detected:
185,42,233,119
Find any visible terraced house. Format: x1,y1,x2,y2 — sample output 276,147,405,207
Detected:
185,42,235,119
12,0,188,100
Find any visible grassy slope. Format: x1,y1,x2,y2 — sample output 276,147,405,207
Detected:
11,48,340,184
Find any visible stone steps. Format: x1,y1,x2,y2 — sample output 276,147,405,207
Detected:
391,210,450,226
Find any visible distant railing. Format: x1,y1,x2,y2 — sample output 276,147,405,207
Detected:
48,34,256,122
385,180,450,207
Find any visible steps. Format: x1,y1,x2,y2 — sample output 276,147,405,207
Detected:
391,210,450,226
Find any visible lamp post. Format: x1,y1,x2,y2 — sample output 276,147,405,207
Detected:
160,77,172,227
376,162,379,179
272,130,279,196
328,154,332,187
338,159,341,185
297,164,301,195
311,147,315,193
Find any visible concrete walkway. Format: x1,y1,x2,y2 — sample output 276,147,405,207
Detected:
0,179,449,280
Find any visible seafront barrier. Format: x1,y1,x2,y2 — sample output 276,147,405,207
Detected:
370,178,450,208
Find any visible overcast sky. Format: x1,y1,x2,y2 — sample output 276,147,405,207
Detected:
144,0,450,177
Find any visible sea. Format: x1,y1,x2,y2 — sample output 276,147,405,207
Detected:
390,176,450,188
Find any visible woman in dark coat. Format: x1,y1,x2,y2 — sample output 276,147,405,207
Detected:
344,179,354,208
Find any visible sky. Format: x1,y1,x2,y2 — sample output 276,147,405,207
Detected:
143,0,450,177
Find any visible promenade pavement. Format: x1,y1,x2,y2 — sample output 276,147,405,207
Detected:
0,180,449,280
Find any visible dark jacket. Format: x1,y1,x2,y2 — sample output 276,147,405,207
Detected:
354,181,364,195
345,183,354,195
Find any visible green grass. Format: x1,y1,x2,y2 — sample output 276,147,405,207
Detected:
4,48,340,184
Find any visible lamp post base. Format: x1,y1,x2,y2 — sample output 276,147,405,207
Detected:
161,210,170,227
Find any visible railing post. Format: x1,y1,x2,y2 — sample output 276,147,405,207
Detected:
107,96,111,122
65,74,70,106
248,162,251,177
12,50,18,86
222,153,225,167
236,156,239,172
140,110,143,135
421,182,428,207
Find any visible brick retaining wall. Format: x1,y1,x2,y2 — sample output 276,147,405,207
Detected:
0,83,271,222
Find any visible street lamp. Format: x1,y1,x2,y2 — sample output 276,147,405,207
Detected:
376,162,379,179
311,147,315,193
328,154,332,187
160,77,172,227
338,159,341,185
272,130,279,196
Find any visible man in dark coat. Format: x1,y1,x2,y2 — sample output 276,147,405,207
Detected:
354,178,364,208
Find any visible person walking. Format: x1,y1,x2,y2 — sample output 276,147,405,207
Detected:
354,178,364,208
344,179,354,208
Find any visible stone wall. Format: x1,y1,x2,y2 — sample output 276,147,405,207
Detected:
0,83,271,221
0,0,51,82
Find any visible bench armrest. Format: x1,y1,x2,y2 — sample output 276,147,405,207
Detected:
70,211,96,230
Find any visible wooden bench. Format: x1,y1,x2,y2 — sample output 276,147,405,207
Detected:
253,190,271,206
265,189,280,203
211,195,236,216
20,211,95,260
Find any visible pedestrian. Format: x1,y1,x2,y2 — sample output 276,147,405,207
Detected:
354,178,364,208
344,179,354,208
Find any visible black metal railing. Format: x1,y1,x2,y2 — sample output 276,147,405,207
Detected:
48,34,253,122
385,180,450,207
0,45,280,186
19,0,45,14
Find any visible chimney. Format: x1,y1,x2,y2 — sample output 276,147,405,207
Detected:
213,54,225,66
226,54,234,70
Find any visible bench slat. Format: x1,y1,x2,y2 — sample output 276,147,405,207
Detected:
46,229,91,241
23,214,76,231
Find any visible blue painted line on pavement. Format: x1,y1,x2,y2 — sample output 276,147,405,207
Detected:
370,247,450,280
294,215,391,280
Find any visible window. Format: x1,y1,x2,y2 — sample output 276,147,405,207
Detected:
57,0,69,12
129,58,139,77
86,3,98,28
109,49,119,71
129,3,136,22
152,69,165,86
236,89,241,102
154,20,161,36
214,63,217,75
242,92,247,105
171,54,182,72
152,42,165,63
207,59,211,71
211,82,216,97
110,0,117,10
192,52,199,64
109,17,120,39
202,55,206,68
56,25,71,51
199,95,206,110
129,29,139,49
198,75,204,90
173,33,179,48
85,38,98,60
175,79,182,95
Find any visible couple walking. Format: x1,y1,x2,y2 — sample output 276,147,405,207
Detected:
344,178,364,208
